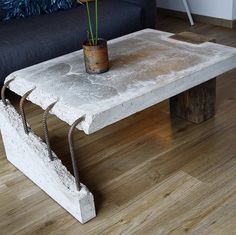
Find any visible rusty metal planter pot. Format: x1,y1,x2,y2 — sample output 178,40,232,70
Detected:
83,39,109,74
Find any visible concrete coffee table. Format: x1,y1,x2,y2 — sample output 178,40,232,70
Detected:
1,29,236,223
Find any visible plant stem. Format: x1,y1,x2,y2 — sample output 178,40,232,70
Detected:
95,0,98,45
86,1,95,45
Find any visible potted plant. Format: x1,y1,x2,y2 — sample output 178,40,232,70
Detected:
79,0,109,74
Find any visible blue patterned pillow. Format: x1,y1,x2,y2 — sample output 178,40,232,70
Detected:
41,0,77,14
0,0,77,20
0,0,42,20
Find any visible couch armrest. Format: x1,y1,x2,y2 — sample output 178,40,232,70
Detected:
120,0,156,28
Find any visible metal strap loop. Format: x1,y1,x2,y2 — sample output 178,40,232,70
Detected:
43,101,57,161
19,88,35,134
1,79,15,106
68,117,85,191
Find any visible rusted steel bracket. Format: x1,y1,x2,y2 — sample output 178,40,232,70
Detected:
19,88,35,134
68,116,85,191
1,79,15,105
42,101,57,161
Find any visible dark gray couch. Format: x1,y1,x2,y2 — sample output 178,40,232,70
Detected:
0,0,156,85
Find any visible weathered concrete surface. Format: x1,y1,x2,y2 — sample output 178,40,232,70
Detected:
0,101,96,224
5,29,236,134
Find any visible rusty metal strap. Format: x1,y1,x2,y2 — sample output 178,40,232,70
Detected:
1,79,15,105
68,116,85,191
19,88,35,134
43,102,57,161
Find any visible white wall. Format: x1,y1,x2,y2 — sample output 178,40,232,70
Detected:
233,0,236,19
156,0,235,20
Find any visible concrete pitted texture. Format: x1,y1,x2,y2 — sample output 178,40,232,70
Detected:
5,29,236,134
0,101,96,224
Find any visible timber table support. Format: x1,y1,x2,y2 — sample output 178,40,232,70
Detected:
170,78,216,123
169,32,216,124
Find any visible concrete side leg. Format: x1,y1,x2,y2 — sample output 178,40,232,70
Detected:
0,101,96,224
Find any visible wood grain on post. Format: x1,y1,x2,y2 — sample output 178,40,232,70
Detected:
170,32,216,124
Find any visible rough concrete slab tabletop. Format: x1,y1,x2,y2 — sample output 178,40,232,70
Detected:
5,29,236,134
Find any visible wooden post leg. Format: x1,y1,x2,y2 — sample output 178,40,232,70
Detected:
170,78,216,124
169,32,217,124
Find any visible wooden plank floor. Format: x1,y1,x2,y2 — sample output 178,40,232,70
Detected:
0,16,236,235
